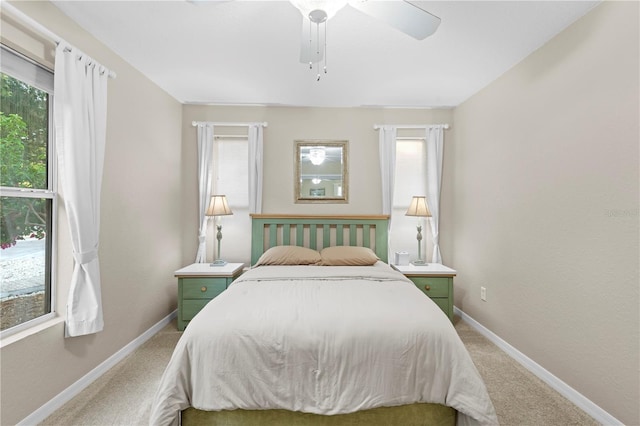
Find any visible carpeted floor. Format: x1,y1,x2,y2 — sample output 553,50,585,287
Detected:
40,317,598,426
454,319,598,426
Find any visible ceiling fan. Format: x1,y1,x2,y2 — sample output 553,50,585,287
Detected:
290,0,441,80
189,0,441,80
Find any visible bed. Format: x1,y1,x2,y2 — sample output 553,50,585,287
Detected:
149,215,498,426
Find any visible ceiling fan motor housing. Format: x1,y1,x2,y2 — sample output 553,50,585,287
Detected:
309,9,328,23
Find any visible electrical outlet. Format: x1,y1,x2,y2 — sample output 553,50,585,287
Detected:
480,286,487,301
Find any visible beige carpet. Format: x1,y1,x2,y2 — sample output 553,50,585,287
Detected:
454,318,598,426
40,317,598,426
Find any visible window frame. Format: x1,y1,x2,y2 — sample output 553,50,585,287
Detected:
0,45,57,339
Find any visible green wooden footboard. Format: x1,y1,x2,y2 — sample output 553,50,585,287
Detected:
250,214,389,265
182,403,456,426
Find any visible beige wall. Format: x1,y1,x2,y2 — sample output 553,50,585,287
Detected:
181,105,453,265
0,2,183,425
450,2,639,424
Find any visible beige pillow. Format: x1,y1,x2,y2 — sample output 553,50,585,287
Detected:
319,246,380,266
254,245,321,266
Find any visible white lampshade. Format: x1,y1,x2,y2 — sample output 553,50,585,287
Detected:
405,196,432,218
206,195,233,217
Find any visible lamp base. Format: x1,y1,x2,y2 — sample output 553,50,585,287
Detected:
210,259,227,267
411,260,428,266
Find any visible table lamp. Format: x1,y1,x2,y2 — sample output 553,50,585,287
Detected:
206,195,233,266
405,196,432,265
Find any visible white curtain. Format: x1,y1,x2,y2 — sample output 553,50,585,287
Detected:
378,126,397,260
378,126,397,215
194,124,215,263
247,124,263,214
54,43,109,337
424,125,445,263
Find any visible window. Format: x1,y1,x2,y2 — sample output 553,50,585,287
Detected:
212,136,250,263
390,138,428,261
0,45,55,335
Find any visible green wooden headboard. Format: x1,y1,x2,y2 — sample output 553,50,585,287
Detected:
251,215,390,265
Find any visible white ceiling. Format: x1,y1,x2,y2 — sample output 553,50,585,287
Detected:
51,0,600,108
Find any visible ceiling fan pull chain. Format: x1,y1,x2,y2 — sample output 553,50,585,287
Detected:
324,20,328,75
316,20,321,80
309,17,313,69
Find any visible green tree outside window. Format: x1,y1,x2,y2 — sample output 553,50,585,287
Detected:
0,73,49,248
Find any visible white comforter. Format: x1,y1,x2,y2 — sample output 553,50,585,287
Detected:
149,263,498,426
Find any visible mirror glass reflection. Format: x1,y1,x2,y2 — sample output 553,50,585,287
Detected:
295,140,348,203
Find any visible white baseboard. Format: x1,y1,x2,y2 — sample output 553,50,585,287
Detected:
17,310,177,426
454,306,622,426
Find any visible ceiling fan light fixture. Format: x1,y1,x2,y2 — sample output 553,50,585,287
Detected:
290,0,348,20
291,1,343,81
309,148,326,165
308,9,328,24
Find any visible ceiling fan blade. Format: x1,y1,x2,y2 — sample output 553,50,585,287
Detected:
299,17,325,64
348,0,441,40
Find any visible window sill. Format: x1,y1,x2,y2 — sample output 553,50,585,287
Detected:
0,315,64,349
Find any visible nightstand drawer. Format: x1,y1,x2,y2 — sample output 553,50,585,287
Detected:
181,278,227,299
182,299,211,321
409,277,450,297
430,297,450,314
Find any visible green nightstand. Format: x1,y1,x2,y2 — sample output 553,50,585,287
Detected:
391,263,456,322
175,262,244,331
